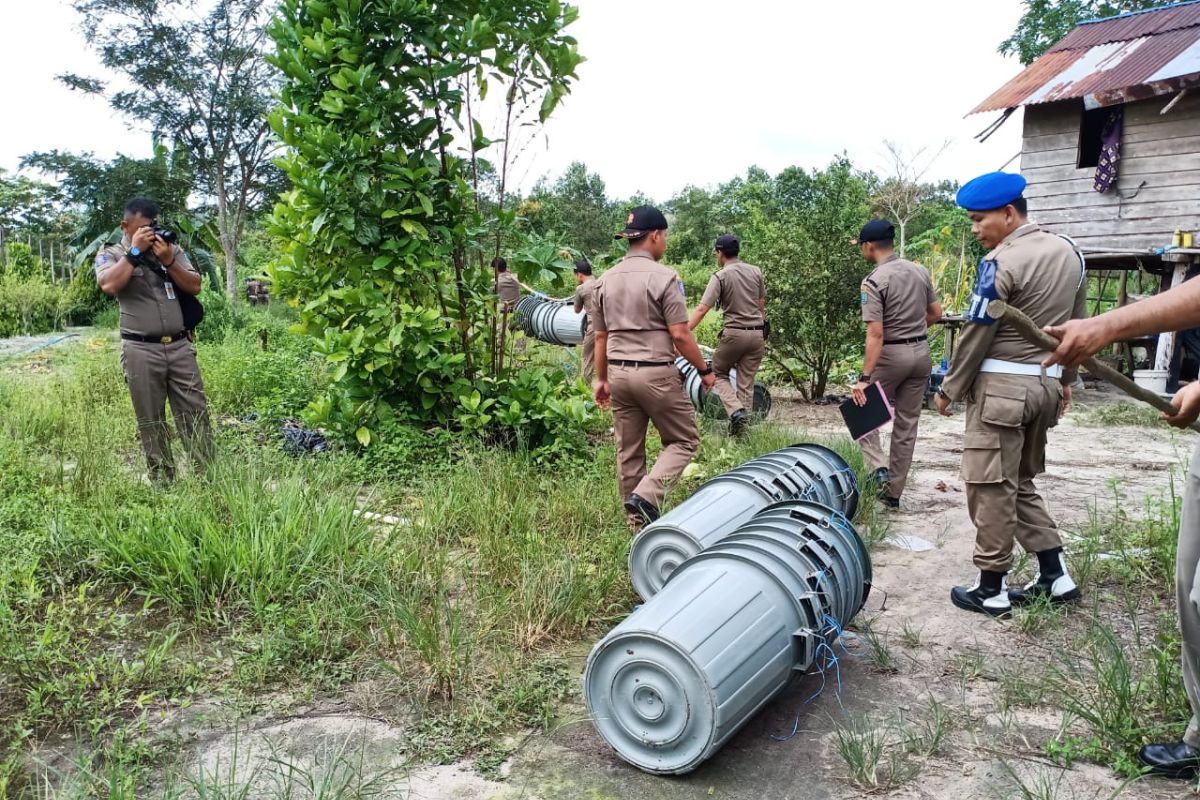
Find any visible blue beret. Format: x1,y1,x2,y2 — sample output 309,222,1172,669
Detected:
956,172,1027,212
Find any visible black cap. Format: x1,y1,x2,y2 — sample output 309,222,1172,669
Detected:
855,219,895,245
714,234,739,253
573,259,593,275
615,205,669,240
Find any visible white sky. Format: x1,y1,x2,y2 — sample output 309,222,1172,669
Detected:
2,0,1026,199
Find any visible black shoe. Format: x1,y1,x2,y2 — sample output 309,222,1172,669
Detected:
729,409,750,436
1137,741,1200,780
1009,552,1082,607
623,494,660,525
950,583,1012,619
868,467,889,488
878,495,900,509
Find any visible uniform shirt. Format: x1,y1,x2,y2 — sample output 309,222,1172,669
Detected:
942,224,1087,399
860,254,936,341
573,278,599,329
700,259,765,328
94,238,198,338
593,254,688,362
494,272,520,307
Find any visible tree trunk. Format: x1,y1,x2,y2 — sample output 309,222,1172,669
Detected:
898,219,907,258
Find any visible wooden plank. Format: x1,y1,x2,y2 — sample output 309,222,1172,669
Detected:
1024,151,1200,182
1029,183,1199,212
1025,168,1200,197
1022,102,1082,136
1024,116,1200,151
1035,200,1200,223
1021,147,1082,170
1034,215,1200,240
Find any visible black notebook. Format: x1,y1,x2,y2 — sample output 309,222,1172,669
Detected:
839,382,895,441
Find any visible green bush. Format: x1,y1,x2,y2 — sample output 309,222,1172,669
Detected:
455,366,597,459
0,275,65,337
61,264,113,326
197,327,326,420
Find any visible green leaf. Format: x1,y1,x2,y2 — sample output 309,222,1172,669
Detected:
356,426,371,446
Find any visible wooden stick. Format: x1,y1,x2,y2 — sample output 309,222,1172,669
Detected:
987,301,1200,433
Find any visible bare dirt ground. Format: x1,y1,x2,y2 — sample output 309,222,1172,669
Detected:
150,382,1199,799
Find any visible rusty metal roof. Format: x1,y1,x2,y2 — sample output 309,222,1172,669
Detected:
971,0,1200,114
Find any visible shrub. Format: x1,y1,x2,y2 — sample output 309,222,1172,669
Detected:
0,275,64,337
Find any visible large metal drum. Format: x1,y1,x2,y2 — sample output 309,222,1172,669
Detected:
514,294,587,345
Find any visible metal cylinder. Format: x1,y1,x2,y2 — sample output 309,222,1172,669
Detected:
629,444,859,601
585,500,871,774
674,356,772,418
513,294,587,346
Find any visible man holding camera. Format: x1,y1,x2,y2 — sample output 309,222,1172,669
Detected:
95,197,212,483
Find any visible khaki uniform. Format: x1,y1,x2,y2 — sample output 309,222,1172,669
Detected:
1176,442,1200,749
700,259,766,414
941,224,1087,573
574,278,599,383
594,255,699,508
95,239,212,481
494,272,521,312
858,254,936,498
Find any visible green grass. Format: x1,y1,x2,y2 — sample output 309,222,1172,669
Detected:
1076,401,1164,429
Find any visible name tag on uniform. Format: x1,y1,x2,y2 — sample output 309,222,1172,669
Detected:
164,281,177,301
966,258,998,325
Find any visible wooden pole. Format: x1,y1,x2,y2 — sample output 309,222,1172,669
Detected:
987,300,1200,433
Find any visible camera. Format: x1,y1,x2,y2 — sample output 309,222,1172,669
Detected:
152,223,178,245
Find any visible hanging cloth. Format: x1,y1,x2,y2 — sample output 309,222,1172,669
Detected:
1094,107,1123,193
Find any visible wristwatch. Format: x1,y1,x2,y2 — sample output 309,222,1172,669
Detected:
937,388,951,402
858,373,871,383
128,246,142,259
697,366,713,376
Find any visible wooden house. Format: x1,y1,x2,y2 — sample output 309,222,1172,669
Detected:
972,1,1200,388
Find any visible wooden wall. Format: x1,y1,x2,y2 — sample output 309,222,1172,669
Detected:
1021,92,1200,250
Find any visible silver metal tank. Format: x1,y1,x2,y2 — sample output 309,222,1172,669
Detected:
513,294,587,345
585,499,871,774
674,355,772,418
628,444,859,601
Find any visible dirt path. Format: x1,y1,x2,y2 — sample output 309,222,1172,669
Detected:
483,386,1198,799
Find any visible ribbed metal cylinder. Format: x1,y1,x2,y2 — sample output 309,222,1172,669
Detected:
628,444,859,601
586,500,871,774
674,356,772,418
514,294,587,345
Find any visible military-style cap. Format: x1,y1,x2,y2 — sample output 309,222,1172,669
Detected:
855,219,895,244
573,259,593,275
956,172,1027,212
714,234,739,252
615,205,669,240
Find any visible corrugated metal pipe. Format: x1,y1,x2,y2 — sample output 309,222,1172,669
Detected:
513,294,587,346
675,355,772,418
585,498,872,774
629,443,859,601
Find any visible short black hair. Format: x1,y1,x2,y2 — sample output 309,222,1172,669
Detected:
873,238,895,249
124,197,160,220
1010,196,1028,216
491,257,507,272
716,242,740,257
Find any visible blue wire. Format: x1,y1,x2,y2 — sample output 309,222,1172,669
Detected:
770,614,854,741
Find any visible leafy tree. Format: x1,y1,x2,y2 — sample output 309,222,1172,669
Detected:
750,158,872,400
63,0,279,299
0,171,64,264
268,0,582,443
1000,0,1172,65
521,161,614,256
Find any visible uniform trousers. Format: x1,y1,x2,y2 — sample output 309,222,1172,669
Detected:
610,363,699,507
710,328,765,414
960,372,1063,573
120,338,212,481
858,340,932,498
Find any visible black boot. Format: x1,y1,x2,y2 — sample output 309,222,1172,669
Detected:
1009,548,1082,607
623,493,660,525
950,571,1012,618
729,408,750,436
1137,741,1200,779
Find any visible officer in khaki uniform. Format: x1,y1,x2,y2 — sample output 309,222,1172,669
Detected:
593,206,715,527
851,219,942,508
687,234,765,435
573,259,599,383
95,197,211,482
1044,258,1200,781
493,256,521,312
934,173,1086,618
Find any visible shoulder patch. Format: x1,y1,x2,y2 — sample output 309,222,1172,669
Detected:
95,250,113,267
863,277,879,290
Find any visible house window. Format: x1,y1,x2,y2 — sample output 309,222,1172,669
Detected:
1077,104,1121,168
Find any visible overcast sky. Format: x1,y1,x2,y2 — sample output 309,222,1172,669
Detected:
2,0,1027,200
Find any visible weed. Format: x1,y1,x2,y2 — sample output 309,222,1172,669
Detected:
1077,402,1163,429
898,619,923,649
832,715,917,792
851,617,898,674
